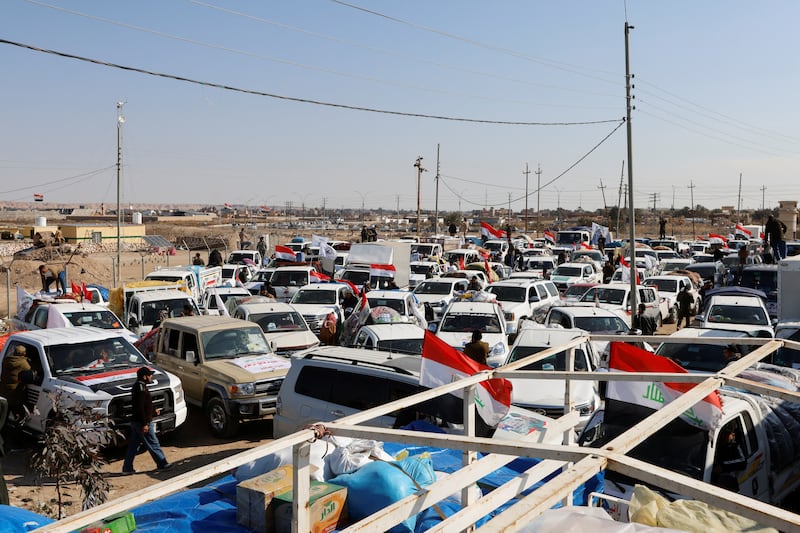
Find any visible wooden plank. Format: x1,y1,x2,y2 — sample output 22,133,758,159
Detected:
292,442,311,533
494,370,709,382
723,376,800,403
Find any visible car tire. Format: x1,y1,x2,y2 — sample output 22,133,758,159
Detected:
206,396,239,438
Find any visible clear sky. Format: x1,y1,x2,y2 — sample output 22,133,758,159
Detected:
1,1,799,214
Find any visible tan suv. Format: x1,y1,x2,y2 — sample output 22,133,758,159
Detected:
153,316,290,437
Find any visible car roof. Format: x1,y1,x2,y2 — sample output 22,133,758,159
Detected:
487,278,538,288
160,315,265,333
548,305,625,318
554,262,591,268
706,295,765,305
233,302,297,313
35,301,109,311
664,327,749,339
10,326,126,345
292,346,422,376
359,323,425,340
295,283,348,291
512,327,588,347
444,301,500,313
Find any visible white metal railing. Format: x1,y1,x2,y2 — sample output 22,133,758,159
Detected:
36,334,800,532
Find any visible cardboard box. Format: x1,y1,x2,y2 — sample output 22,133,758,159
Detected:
236,465,295,531
79,511,136,533
272,481,348,533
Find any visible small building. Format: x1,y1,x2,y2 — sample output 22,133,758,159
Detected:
57,223,146,245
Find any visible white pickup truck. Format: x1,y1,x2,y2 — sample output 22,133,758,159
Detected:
580,379,800,506
0,328,187,437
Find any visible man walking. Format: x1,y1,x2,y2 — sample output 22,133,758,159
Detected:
123,367,172,474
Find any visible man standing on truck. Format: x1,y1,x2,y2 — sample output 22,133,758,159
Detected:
123,367,172,474
765,215,788,262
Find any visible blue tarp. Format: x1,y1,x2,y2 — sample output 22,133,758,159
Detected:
0,505,54,532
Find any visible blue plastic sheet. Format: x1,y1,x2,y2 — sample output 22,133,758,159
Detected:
0,504,54,532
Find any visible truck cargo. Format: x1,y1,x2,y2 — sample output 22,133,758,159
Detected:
108,281,200,337
144,265,222,304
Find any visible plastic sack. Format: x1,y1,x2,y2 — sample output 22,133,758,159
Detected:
329,457,433,533
325,438,393,477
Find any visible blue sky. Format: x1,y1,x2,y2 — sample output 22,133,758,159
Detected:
1,1,799,214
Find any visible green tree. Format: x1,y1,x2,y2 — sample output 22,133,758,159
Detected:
30,392,122,518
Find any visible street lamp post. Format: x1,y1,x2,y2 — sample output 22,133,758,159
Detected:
414,156,427,242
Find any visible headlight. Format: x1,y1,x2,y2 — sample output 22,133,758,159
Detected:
174,383,184,404
504,311,515,321
489,342,506,356
576,401,596,416
229,382,256,396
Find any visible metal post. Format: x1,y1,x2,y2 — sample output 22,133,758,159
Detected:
414,156,426,241
625,22,638,314
116,102,125,288
434,144,440,235
524,163,530,234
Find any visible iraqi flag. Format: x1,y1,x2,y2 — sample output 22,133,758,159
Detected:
579,241,592,250
607,342,723,430
420,331,512,426
543,230,556,245
310,270,331,283
370,264,396,279
708,233,728,245
618,256,639,283
480,221,507,240
458,256,466,270
734,224,752,238
33,193,44,202
275,245,297,262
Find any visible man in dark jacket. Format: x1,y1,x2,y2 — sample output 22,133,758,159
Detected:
676,285,694,329
122,367,172,474
765,215,787,261
632,304,657,335
208,249,223,267
0,345,33,421
463,330,489,366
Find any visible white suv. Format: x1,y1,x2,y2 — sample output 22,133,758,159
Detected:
485,279,560,334
435,300,508,367
503,326,601,430
273,347,467,438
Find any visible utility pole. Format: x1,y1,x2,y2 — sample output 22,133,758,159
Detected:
761,185,767,223
523,163,530,233
598,179,608,228
624,21,637,314
737,172,742,223
434,144,440,235
616,161,625,236
507,192,512,220
535,164,542,237
688,181,696,238
115,101,125,288
414,156,426,242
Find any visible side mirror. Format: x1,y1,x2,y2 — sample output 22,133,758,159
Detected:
128,317,139,329
269,340,277,352
186,350,197,364
427,323,438,333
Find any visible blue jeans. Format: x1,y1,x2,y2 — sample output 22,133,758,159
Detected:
123,421,167,471
771,240,785,261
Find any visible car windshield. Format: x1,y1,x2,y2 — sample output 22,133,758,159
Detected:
507,346,588,371
251,271,273,282
707,305,769,326
486,286,526,302
556,232,583,245
662,261,690,271
62,310,124,330
554,266,581,277
572,251,601,262
526,260,554,269
271,271,309,287
411,264,433,275
251,312,308,333
564,285,591,299
485,242,504,251
644,278,678,293
376,338,424,356
581,287,626,305
340,270,370,286
47,337,146,377
201,326,271,359
227,252,253,264
368,297,405,314
140,300,197,326
292,290,337,305
440,313,502,333
740,271,777,293
574,315,629,333
656,342,745,372
414,282,452,295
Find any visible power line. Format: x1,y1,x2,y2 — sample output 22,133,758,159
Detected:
0,165,114,195
0,38,622,127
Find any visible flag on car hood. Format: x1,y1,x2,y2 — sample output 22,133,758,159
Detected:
310,270,331,283
275,245,296,261
420,331,512,426
544,230,555,244
370,264,396,279
480,221,507,240
607,341,723,430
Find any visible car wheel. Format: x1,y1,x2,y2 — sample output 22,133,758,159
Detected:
206,396,239,438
